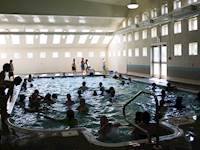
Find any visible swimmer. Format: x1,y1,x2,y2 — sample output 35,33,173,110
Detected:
79,81,88,91
98,116,120,139
121,80,125,86
93,90,97,96
44,93,55,105
174,96,185,111
66,94,75,106
76,98,89,113
52,93,57,102
28,74,33,82
77,89,82,98
21,78,27,91
152,83,156,92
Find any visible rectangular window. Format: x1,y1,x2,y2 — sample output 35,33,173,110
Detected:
26,35,34,44
65,52,71,58
188,17,198,31
123,50,126,56
161,3,168,15
142,12,149,21
79,35,88,44
161,24,168,36
134,32,139,41
77,52,83,58
174,44,182,56
174,0,181,10
91,35,100,44
142,30,148,39
0,35,6,44
100,51,106,58
135,48,139,57
128,34,132,42
40,52,46,58
53,35,61,44
189,42,198,55
188,0,197,4
0,53,7,59
151,8,157,18
66,35,75,44
174,21,182,34
52,52,59,58
128,49,132,57
27,52,33,59
88,52,94,58
11,35,20,45
151,27,157,38
103,36,112,44
142,47,148,56
134,15,140,24
117,51,121,57
39,29,48,44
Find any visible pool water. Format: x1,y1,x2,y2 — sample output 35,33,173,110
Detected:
10,76,199,143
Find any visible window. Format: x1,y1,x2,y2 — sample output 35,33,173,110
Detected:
25,29,34,44
188,17,198,31
142,30,148,39
174,0,181,10
128,17,132,26
123,50,126,56
123,35,126,42
52,52,59,58
134,32,139,41
161,3,168,15
174,21,182,34
11,35,20,45
40,52,46,58
151,27,157,38
189,42,198,55
128,34,132,42
48,16,55,23
117,51,121,57
66,35,75,44
100,51,106,58
89,52,94,58
174,44,182,56
103,36,112,44
91,35,100,44
27,52,33,59
151,8,157,18
39,29,48,44
128,49,132,57
188,0,197,4
161,24,168,36
142,47,148,56
134,15,140,24
14,53,20,59
142,12,149,21
0,35,6,44
79,35,88,44
77,52,82,57
65,52,71,58
53,35,61,44
122,20,126,28
0,53,7,59
135,48,139,56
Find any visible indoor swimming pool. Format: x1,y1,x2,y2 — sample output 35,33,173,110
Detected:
9,75,199,144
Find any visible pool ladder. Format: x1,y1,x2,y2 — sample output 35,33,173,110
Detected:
122,90,160,146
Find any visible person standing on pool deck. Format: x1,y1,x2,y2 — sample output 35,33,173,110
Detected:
9,60,14,80
72,58,76,74
80,58,85,75
0,76,22,135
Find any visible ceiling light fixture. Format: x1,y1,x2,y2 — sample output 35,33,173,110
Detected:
127,0,139,9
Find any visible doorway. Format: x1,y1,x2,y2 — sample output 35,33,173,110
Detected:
151,45,167,79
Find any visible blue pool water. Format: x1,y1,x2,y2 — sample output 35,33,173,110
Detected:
10,76,199,142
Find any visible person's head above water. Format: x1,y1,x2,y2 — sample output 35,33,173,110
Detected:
52,94,57,99
80,98,86,105
99,82,103,87
100,115,109,127
13,76,22,86
34,89,39,95
93,90,97,96
82,81,86,86
142,111,151,124
121,80,125,85
67,109,75,120
67,94,71,100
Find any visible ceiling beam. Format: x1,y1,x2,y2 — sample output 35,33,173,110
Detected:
0,0,128,17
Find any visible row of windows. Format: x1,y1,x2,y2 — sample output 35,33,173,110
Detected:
126,0,199,26
109,42,199,57
0,51,106,59
124,17,198,42
0,34,112,45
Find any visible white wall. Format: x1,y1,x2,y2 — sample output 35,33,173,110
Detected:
0,47,107,74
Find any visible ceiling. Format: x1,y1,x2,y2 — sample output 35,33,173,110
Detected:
83,0,129,6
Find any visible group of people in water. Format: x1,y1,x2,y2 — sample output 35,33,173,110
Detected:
1,60,200,141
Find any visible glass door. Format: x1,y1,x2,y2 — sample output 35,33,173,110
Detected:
152,45,167,79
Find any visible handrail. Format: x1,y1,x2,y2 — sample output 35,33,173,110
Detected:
122,90,160,145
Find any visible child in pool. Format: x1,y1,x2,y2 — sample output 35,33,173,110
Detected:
174,96,185,111
98,116,120,139
76,98,89,113
61,109,78,128
79,81,88,91
66,94,75,106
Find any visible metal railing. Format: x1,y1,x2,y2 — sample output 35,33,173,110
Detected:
122,90,160,146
